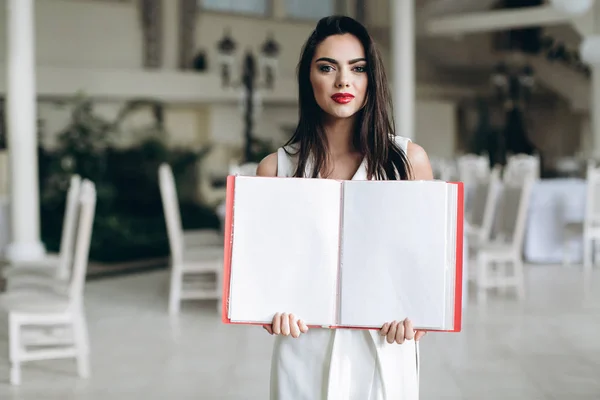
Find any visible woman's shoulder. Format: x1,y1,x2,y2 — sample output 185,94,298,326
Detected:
402,139,433,180
256,153,278,177
257,143,300,177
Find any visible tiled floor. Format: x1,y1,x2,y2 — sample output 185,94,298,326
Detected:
0,265,598,399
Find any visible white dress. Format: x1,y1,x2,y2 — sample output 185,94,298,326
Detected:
270,136,420,400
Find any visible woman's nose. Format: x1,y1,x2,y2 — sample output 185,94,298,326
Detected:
335,72,350,88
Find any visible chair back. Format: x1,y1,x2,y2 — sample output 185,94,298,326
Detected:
493,174,535,253
229,162,259,176
457,154,489,184
504,153,540,183
470,165,502,242
159,163,184,264
68,180,97,301
57,175,82,280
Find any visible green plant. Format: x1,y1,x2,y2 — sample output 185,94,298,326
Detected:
39,95,218,263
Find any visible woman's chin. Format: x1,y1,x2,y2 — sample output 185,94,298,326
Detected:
324,107,359,120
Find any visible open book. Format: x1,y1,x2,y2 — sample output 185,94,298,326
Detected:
222,175,464,332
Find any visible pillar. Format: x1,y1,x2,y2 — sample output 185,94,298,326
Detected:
591,66,600,158
391,0,416,140
580,2,600,158
5,0,45,261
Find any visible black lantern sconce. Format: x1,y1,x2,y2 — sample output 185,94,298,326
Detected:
215,29,281,162
491,61,535,109
215,29,281,90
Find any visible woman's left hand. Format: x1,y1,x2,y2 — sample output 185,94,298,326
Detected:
379,319,426,344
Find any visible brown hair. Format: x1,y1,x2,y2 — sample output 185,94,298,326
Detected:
285,15,412,180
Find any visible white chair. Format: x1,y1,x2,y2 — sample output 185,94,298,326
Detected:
2,175,82,287
504,153,540,183
159,164,223,315
457,154,490,184
457,154,490,217
429,157,458,182
229,162,259,176
474,174,535,303
466,165,502,269
579,161,600,272
0,179,96,385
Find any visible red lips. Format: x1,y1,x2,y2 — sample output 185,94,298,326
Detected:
331,93,355,104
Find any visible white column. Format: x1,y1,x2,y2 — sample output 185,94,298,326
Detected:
391,0,415,140
591,66,600,158
272,0,286,19
162,0,177,69
580,1,600,157
5,0,45,261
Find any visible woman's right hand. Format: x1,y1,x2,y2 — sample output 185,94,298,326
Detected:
263,312,309,337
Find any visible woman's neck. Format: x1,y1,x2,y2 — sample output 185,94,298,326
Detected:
322,116,357,157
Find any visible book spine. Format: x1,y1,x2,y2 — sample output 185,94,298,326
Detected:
335,183,345,326
222,175,236,324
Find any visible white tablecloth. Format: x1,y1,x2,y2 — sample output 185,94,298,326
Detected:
524,178,587,264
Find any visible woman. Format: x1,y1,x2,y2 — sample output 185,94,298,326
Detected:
257,15,434,399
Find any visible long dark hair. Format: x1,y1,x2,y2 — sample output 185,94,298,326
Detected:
285,15,412,180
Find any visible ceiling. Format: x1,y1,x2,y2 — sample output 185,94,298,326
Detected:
418,0,501,16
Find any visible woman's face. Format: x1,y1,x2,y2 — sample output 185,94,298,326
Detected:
310,34,368,121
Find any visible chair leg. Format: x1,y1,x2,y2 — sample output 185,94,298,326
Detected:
8,314,21,385
584,237,593,273
513,259,526,300
497,262,508,295
169,267,183,315
73,312,90,378
476,254,489,304
562,235,571,267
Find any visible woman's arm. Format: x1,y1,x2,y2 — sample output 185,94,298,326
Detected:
256,153,278,177
407,142,434,181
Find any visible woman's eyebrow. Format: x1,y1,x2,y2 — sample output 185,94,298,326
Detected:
314,57,366,64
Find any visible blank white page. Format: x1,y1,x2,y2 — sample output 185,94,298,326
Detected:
338,181,449,330
228,177,341,326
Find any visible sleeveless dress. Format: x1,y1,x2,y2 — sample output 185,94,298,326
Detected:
270,136,420,400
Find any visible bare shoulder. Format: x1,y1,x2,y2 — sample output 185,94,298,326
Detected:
407,141,434,180
256,152,278,177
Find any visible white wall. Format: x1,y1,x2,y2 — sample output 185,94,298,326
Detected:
0,0,142,69
415,100,456,158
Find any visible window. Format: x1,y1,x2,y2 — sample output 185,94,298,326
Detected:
201,0,269,16
284,0,334,20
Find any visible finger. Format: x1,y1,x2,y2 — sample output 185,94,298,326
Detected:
263,325,273,335
395,320,405,344
272,313,281,335
380,322,389,336
298,319,309,333
386,321,398,344
289,314,300,338
281,313,290,336
415,330,427,341
404,318,415,341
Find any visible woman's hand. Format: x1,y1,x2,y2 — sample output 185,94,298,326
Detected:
379,319,426,344
264,312,309,337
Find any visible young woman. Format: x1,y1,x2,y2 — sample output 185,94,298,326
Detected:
257,15,434,400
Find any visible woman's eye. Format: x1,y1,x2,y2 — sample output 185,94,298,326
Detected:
319,65,334,72
353,65,367,73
